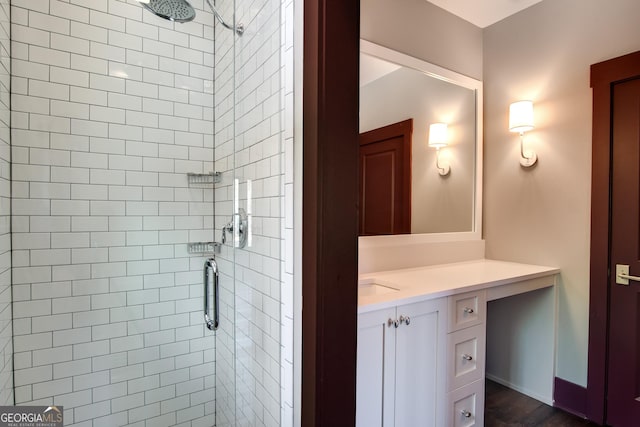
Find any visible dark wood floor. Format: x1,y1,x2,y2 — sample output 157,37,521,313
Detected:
485,380,602,426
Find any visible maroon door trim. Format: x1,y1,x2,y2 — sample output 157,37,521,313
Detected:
588,50,640,424
302,0,360,425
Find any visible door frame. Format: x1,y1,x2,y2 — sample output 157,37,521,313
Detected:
302,0,360,425
588,50,640,424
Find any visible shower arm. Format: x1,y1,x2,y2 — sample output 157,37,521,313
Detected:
204,0,244,36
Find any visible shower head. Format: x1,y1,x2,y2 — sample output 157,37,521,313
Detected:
140,0,196,23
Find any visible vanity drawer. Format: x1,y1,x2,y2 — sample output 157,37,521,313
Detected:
448,290,486,332
447,324,485,391
446,378,485,427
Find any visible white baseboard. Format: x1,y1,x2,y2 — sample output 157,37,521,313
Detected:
485,373,553,406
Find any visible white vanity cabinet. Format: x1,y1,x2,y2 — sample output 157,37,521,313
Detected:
357,259,560,427
356,298,447,427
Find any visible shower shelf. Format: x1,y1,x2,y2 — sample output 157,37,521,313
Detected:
187,172,222,185
188,241,222,254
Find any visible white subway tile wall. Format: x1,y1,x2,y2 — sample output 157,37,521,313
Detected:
10,0,220,425
0,0,10,407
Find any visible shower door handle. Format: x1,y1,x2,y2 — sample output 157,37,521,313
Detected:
204,258,219,330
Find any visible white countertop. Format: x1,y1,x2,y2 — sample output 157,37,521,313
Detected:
358,259,560,313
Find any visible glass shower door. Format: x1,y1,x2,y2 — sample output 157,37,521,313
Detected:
212,0,238,424
212,0,283,424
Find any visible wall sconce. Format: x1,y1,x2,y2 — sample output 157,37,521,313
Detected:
509,100,536,167
428,122,450,176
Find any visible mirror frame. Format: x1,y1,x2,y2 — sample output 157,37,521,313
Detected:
359,40,484,245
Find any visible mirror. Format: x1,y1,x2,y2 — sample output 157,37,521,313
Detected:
359,40,482,239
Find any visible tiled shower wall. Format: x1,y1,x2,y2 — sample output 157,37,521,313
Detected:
0,0,11,407
10,0,218,425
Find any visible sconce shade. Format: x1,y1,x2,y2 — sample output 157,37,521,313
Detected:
428,123,448,148
509,100,534,133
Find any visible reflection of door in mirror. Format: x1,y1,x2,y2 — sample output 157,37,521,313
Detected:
359,119,412,235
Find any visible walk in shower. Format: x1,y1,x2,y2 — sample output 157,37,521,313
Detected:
6,0,292,425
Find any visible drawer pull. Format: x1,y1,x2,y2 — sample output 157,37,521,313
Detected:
461,409,472,418
462,354,473,361
463,307,474,314
388,318,400,328
399,315,411,326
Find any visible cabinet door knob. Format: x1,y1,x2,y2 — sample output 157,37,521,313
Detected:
388,318,400,328
463,307,474,314
462,354,473,361
399,315,410,326
461,409,472,418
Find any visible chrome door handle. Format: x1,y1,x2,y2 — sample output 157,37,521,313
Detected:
204,258,219,330
462,354,473,361
616,264,640,286
461,409,472,418
463,307,474,314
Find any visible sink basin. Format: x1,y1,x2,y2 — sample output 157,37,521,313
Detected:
358,279,399,297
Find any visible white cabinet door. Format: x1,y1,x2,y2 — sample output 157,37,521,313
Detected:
394,298,447,427
356,307,396,427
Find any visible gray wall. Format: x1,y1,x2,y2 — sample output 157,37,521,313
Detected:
483,0,640,387
361,0,483,80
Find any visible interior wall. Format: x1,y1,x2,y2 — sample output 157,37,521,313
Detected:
360,0,483,80
10,0,216,424
486,287,556,404
0,0,11,406
483,0,640,387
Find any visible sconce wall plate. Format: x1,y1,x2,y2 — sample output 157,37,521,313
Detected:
520,150,537,167
437,160,450,176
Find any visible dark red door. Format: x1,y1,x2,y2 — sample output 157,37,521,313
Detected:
607,76,640,426
358,119,412,235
